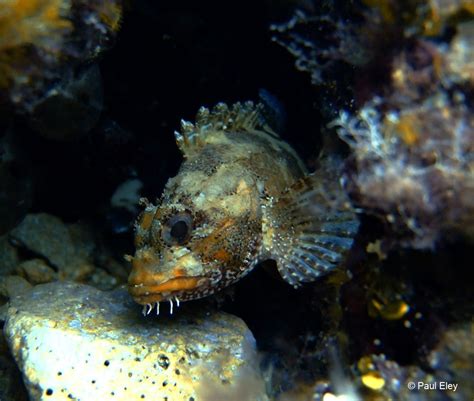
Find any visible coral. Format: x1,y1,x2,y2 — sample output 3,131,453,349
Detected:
270,0,474,248
0,0,122,113
445,20,474,84
0,0,72,52
362,0,474,36
333,61,474,248
0,0,72,92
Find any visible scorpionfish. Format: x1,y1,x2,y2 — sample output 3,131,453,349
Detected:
128,101,358,315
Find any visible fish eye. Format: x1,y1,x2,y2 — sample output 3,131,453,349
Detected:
162,212,193,245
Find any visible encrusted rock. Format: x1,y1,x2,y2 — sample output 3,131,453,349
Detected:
87,267,119,291
4,282,267,401
0,276,32,300
16,259,57,285
0,235,19,276
9,214,95,281
10,214,75,270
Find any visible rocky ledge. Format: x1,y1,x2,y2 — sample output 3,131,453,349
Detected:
3,282,267,401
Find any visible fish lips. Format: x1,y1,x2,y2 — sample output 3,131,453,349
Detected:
128,275,208,304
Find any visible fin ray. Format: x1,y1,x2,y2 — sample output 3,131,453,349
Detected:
175,101,278,155
299,242,342,262
293,250,334,272
301,234,354,250
290,256,322,280
262,158,359,288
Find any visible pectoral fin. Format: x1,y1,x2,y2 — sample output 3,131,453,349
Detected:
262,159,359,287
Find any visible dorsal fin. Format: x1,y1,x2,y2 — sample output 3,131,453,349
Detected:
174,101,278,156
261,158,359,288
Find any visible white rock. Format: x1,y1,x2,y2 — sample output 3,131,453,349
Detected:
4,282,267,401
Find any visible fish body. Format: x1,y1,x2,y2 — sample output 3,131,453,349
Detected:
128,102,358,311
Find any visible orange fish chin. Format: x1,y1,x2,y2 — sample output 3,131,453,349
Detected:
128,275,207,305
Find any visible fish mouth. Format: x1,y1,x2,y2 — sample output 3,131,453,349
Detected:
128,275,208,305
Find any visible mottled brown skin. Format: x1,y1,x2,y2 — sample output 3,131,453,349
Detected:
128,127,306,305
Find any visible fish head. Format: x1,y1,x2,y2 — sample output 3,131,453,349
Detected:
128,191,262,305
